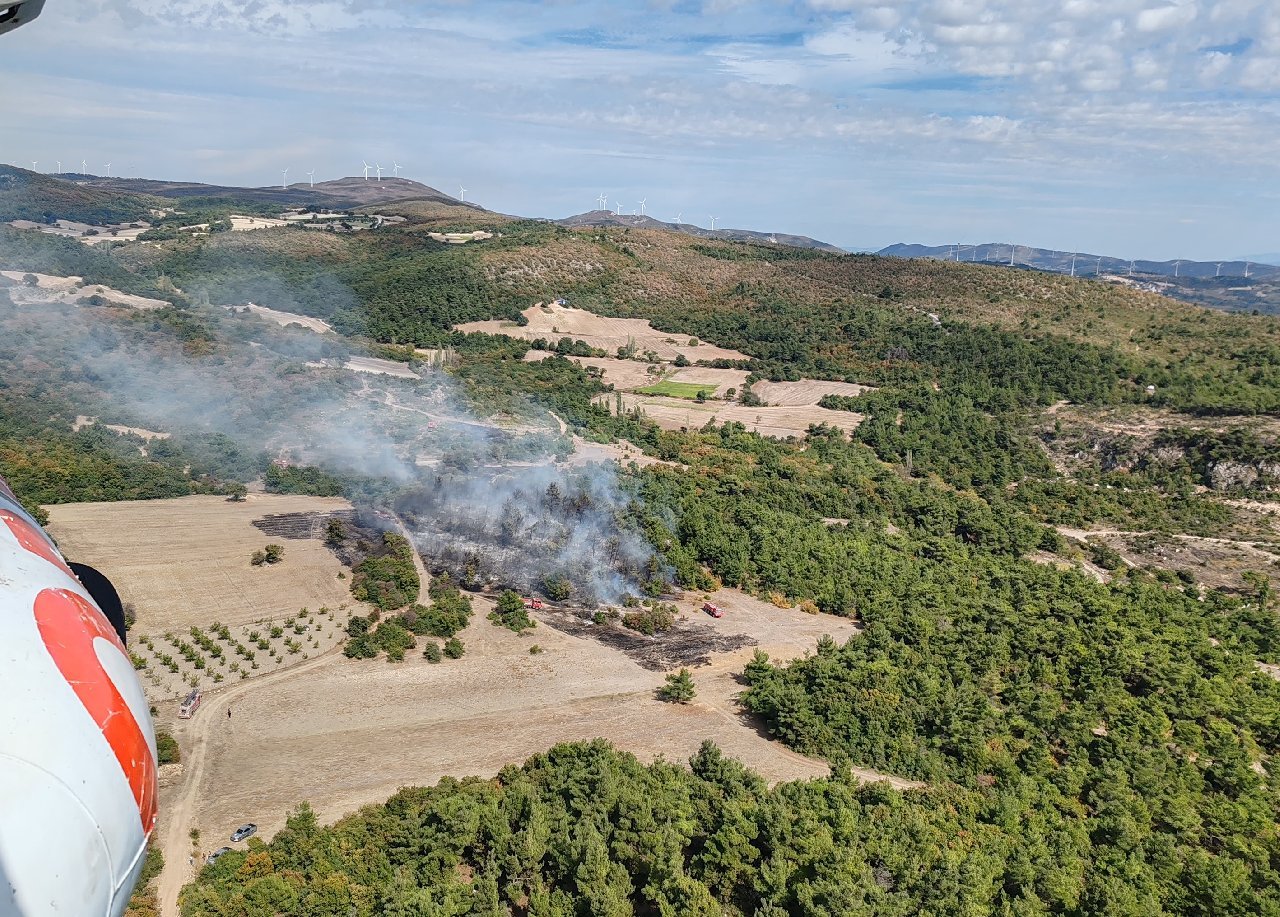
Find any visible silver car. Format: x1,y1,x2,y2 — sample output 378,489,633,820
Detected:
230,823,257,842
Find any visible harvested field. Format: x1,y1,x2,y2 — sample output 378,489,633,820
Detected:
1,270,169,310
754,379,876,405
228,215,289,231
251,510,358,540
45,494,365,635
343,355,419,378
605,392,864,439
228,303,333,333
457,301,748,363
157,586,872,902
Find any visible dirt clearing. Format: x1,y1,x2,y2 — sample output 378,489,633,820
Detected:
754,379,875,405
457,301,749,363
227,303,333,333
604,392,864,439
1,270,169,310
172,588,868,865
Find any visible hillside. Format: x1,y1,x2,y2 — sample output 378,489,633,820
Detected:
880,241,1280,314
0,165,158,224
559,208,844,252
3,173,1280,917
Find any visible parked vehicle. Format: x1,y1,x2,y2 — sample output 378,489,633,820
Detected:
522,597,544,610
206,847,232,864
178,688,202,719
702,602,723,618
230,823,257,842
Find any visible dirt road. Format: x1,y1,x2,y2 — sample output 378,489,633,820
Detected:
155,646,345,916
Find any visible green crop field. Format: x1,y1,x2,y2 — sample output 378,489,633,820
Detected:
635,380,715,399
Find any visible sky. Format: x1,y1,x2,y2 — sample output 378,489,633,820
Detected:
0,0,1277,259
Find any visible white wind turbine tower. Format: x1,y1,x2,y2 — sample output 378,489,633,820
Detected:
392,162,402,178
362,160,371,180
1069,252,1077,277
104,163,111,177
80,158,86,175
1129,260,1135,276
1245,261,1251,278
458,186,466,202
281,167,289,190
638,198,647,215
675,212,682,224
1096,257,1103,276
1008,244,1017,266
374,163,383,181
709,216,719,230
55,160,61,174
307,169,315,188
1173,260,1182,277
1215,262,1223,277
30,160,36,171
597,192,608,210
615,200,623,215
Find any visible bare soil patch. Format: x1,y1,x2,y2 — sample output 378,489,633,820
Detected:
172,587,866,858
754,379,876,405
1,270,168,310
457,302,749,363
343,355,419,378
73,415,171,441
228,215,289,231
227,303,333,334
1056,526,1280,591
605,392,863,439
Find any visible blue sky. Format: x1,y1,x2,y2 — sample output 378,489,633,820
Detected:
1,0,1276,258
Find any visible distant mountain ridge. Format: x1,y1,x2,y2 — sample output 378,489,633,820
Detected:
879,242,1280,314
558,210,844,253
80,174,469,210
878,242,1280,281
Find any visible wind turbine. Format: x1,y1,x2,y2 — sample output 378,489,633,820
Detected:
615,200,623,215
362,160,371,180
1008,244,1017,266
55,160,61,174
374,163,383,181
709,216,719,231
281,167,289,190
1096,257,1103,276
104,163,111,178
30,160,36,171
1129,260,1135,276
1069,252,1077,277
596,191,608,210
458,186,466,202
80,158,86,175
638,198,647,215
392,162,402,178
307,169,315,188
675,212,682,223
1245,261,1251,278
1173,260,1182,277
1215,262,1223,277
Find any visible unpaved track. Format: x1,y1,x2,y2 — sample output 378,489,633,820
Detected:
156,646,344,916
